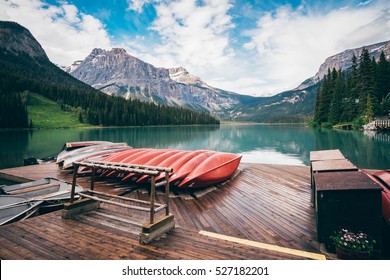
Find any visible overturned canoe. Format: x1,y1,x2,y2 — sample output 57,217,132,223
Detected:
60,141,113,151
56,141,113,164
122,149,182,182
101,148,152,163
62,145,131,169
88,149,152,176
169,151,217,187
101,149,156,178
136,150,190,184
179,153,242,188
65,145,243,189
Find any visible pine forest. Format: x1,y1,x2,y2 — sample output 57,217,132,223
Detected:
0,50,220,129
313,49,390,128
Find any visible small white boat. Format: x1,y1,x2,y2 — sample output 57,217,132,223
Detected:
57,142,128,164
0,195,42,226
0,178,83,203
56,141,113,164
62,146,132,169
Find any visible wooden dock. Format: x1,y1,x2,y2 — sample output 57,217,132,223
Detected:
0,162,327,260
374,119,390,129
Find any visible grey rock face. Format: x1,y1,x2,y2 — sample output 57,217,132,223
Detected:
0,21,48,59
298,40,390,89
68,48,246,116
68,40,390,121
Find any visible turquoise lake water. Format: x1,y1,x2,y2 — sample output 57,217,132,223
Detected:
0,124,389,170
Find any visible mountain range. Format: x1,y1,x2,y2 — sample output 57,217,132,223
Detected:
231,40,390,122
0,21,219,128
66,40,390,122
2,19,389,123
65,48,258,119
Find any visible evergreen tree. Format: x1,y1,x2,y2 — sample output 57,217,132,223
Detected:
376,51,390,114
357,48,376,114
0,92,29,128
343,54,359,121
0,48,220,128
312,50,390,127
316,69,333,124
329,69,344,125
365,94,374,122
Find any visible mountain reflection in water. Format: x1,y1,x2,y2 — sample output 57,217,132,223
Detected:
0,124,389,170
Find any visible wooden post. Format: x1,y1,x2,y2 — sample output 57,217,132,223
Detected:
70,164,79,203
165,172,170,215
150,176,156,224
91,166,95,191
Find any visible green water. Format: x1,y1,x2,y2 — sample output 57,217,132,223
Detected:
0,124,389,170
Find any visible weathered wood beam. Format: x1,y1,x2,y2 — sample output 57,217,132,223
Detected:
139,214,175,244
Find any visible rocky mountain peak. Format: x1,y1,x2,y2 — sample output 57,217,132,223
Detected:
88,48,131,60
298,40,390,89
90,48,104,56
169,66,209,87
67,47,247,115
111,48,127,55
315,41,390,79
0,21,48,59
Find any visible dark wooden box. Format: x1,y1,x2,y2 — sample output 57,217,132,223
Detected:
314,171,382,251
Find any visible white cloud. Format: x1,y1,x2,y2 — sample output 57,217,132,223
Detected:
146,0,235,74
1,0,389,97
242,1,390,95
0,0,112,66
120,0,254,95
127,0,159,12
208,76,269,95
125,0,390,97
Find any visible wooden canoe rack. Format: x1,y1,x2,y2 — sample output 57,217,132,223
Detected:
63,160,175,244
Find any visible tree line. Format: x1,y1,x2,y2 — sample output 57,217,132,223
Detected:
312,49,390,128
0,50,219,129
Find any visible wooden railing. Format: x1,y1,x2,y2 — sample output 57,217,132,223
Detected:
70,160,173,224
374,120,390,129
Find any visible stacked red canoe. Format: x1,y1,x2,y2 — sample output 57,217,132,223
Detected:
99,148,242,189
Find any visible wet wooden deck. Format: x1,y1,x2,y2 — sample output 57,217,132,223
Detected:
0,162,326,260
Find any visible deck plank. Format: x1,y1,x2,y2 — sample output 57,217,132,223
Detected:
0,162,323,260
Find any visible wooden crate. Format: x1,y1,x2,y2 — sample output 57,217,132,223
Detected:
314,171,382,252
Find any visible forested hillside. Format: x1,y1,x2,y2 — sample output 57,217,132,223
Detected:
0,21,219,129
312,49,390,128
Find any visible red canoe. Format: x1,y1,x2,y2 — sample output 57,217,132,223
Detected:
79,148,136,174
101,149,155,177
120,149,177,181
178,153,242,188
169,151,216,187
362,169,390,227
160,150,209,181
136,150,190,184
101,148,150,163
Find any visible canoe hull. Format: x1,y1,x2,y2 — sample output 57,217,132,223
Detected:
62,146,131,169
56,142,243,190
169,151,216,186
179,154,242,188
58,142,128,165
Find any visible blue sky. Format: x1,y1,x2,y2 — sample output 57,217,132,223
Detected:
1,0,390,96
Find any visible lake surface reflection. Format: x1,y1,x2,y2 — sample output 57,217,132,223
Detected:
0,124,389,170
